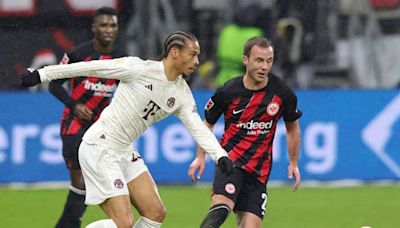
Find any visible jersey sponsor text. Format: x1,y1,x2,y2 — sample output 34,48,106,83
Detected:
236,120,274,135
84,80,116,97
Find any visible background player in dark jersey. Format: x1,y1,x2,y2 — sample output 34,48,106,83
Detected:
48,7,126,228
188,36,302,228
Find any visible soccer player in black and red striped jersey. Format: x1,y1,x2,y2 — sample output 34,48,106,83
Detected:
189,36,302,228
48,7,126,228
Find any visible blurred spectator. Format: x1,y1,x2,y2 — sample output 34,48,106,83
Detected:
273,17,304,87
272,0,318,88
214,4,264,87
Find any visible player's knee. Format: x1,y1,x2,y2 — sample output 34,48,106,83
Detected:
70,171,85,190
71,182,85,191
70,176,85,191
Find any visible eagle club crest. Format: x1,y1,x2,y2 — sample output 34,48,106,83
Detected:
167,97,175,107
267,102,280,116
225,183,236,194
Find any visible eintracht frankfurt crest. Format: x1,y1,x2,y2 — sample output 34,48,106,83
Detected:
267,102,279,116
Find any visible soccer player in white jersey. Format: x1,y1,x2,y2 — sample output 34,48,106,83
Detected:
21,31,234,228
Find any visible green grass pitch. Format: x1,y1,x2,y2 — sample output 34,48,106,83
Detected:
0,185,399,227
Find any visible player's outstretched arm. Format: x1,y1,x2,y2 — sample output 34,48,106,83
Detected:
188,146,233,181
178,110,234,176
285,120,301,192
23,57,136,88
48,79,75,109
188,120,214,182
188,120,235,181
188,145,206,182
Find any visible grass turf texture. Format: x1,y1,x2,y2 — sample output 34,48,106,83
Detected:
0,185,398,228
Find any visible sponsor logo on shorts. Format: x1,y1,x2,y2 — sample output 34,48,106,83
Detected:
225,183,236,194
114,179,124,189
167,97,175,107
266,102,280,116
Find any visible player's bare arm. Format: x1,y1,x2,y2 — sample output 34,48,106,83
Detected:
188,120,215,182
178,108,233,179
285,120,301,192
48,79,76,109
48,79,93,121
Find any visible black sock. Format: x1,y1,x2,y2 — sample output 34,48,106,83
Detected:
55,187,87,228
200,204,231,228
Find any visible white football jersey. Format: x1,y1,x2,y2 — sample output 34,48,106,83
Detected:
38,57,227,162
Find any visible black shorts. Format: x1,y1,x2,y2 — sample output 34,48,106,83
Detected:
213,166,268,219
61,134,83,169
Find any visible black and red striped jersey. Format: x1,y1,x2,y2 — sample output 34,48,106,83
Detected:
204,74,302,184
49,41,126,136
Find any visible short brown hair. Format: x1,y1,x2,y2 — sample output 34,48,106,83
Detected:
243,36,272,57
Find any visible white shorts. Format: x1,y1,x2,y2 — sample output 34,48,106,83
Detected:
78,141,148,205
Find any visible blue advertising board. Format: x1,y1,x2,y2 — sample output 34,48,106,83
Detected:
1,90,400,184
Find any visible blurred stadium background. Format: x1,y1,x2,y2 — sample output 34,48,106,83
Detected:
1,0,400,227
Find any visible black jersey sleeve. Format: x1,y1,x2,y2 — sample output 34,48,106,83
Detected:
282,88,302,122
48,79,76,109
205,87,225,124
48,52,77,109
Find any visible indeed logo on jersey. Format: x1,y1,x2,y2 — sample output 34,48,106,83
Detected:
236,120,273,135
84,80,116,97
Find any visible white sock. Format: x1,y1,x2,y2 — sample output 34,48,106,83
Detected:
133,217,162,228
69,185,86,195
85,219,117,228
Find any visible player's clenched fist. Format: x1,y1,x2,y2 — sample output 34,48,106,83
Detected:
217,156,234,176
20,68,41,87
